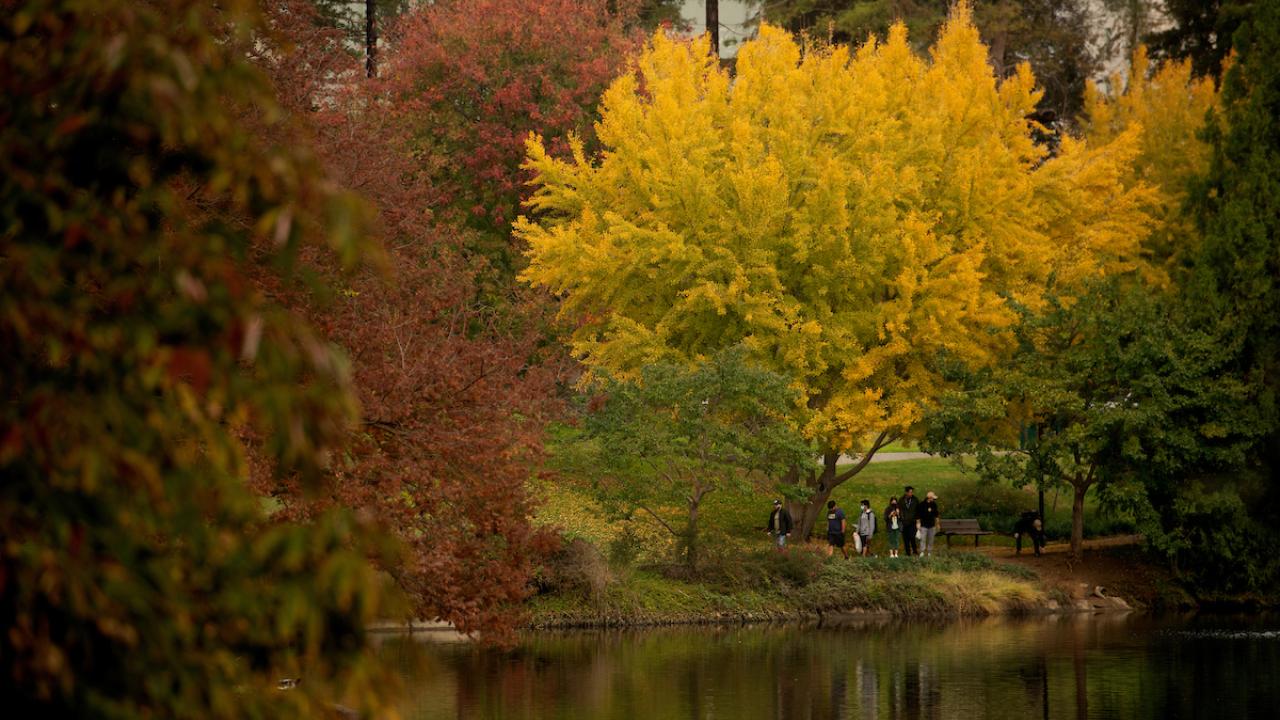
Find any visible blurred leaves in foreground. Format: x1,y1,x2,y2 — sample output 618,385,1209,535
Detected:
1,0,403,715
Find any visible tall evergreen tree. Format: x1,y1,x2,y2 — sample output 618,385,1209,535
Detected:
1190,0,1279,485
758,0,1099,120
1147,0,1253,79
1130,0,1280,594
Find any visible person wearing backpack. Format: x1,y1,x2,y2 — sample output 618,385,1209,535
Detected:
825,500,849,559
856,499,877,557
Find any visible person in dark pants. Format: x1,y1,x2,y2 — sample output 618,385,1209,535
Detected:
766,499,793,552
884,496,903,558
900,486,919,556
1013,510,1045,556
918,491,940,558
826,500,848,559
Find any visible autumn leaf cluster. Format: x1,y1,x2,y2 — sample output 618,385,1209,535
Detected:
519,5,1154,455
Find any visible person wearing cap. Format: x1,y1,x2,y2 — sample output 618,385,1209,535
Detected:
918,491,941,558
766,499,793,552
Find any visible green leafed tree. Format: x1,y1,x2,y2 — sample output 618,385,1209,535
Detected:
518,5,1153,539
1,0,402,715
555,349,811,571
922,281,1256,561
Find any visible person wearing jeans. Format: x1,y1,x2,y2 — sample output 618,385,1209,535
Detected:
766,499,793,552
918,491,940,558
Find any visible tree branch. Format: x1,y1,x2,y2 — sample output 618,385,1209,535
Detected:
834,429,898,484
635,503,679,539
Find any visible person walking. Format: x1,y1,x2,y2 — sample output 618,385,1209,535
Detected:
900,486,919,556
825,500,848,559
884,496,902,558
766,499,793,553
918,491,941,558
856,499,877,557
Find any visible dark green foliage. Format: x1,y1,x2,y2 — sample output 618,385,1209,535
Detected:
1147,0,1252,78
760,0,1098,119
923,280,1256,559
633,0,687,30
607,526,647,567
554,348,812,570
1,1,400,715
1162,0,1280,594
942,479,1039,535
309,0,409,49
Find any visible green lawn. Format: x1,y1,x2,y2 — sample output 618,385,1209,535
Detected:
538,457,1128,560
527,457,1131,623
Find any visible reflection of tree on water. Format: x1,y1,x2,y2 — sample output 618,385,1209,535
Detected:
906,658,942,720
384,614,1280,720
1072,618,1088,720
818,658,844,720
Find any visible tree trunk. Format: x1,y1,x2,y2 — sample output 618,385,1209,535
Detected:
1070,480,1088,561
794,453,839,540
705,0,719,59
685,496,701,571
365,0,377,78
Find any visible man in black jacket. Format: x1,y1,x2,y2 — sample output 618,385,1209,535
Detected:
900,486,919,556
767,499,793,552
1014,510,1045,556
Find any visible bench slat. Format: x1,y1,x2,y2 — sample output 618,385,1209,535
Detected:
935,519,992,548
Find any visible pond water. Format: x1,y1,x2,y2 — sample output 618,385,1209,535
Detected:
379,612,1280,719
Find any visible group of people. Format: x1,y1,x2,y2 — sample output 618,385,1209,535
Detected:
766,486,942,558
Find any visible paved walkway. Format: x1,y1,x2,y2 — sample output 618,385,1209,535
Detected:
840,451,933,464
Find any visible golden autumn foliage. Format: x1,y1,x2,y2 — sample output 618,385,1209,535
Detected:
1083,47,1220,277
517,4,1153,456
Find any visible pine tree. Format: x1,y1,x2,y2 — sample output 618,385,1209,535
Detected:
1190,0,1279,498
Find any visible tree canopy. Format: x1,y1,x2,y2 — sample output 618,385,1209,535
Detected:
1083,47,1219,278
556,349,810,569
381,0,643,282
760,0,1099,120
518,5,1153,535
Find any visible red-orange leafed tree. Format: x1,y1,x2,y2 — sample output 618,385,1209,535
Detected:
380,0,643,277
249,0,605,640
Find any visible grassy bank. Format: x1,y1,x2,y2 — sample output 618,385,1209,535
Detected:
528,546,1057,628
527,456,1145,627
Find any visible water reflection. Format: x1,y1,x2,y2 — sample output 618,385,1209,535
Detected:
379,613,1280,720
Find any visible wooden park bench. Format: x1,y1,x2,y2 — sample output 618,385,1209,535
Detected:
938,518,994,548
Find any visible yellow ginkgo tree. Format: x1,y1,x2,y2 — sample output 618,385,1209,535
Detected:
517,3,1154,537
1083,46,1220,280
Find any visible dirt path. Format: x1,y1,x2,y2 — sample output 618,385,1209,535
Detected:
979,535,1175,608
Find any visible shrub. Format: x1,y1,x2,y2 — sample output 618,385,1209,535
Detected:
607,526,645,568
536,537,611,599
939,479,1034,532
